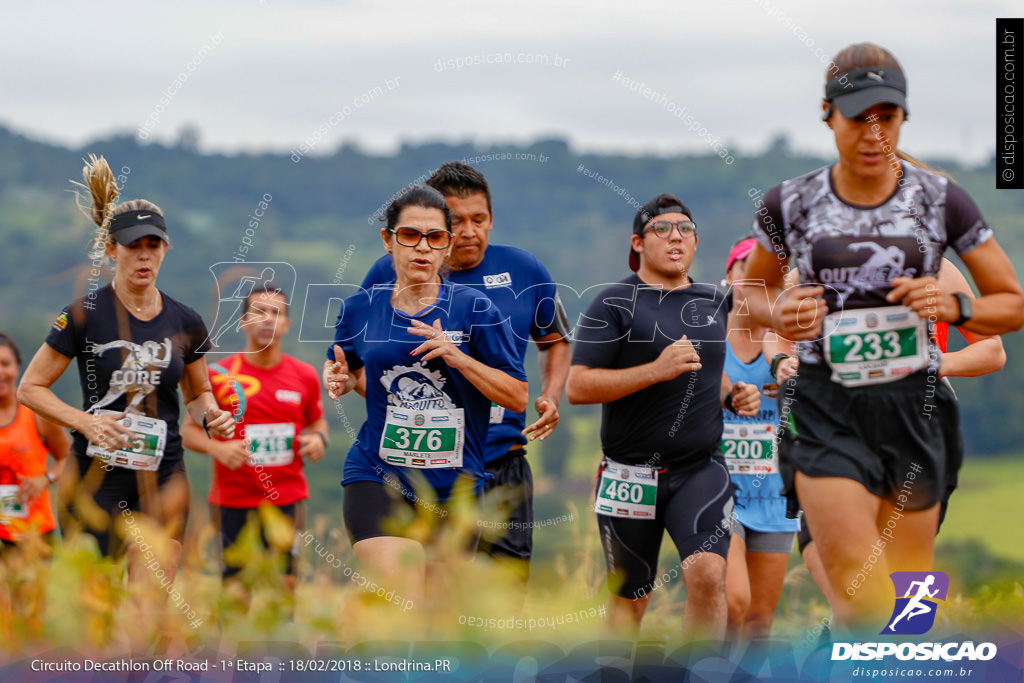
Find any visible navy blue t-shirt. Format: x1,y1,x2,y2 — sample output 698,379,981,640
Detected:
361,244,565,460
44,284,211,462
329,278,526,501
572,274,729,471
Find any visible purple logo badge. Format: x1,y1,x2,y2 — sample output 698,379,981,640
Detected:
883,571,949,635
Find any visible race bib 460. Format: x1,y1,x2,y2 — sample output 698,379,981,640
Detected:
594,459,658,520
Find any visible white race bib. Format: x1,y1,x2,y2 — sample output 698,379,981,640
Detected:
246,423,295,466
0,485,28,520
489,402,505,425
823,305,928,387
85,410,167,471
594,459,658,519
379,406,464,469
720,423,777,474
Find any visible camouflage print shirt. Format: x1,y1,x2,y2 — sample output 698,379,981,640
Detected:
750,163,993,371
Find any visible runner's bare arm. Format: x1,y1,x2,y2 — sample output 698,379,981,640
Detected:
18,343,131,448
744,245,827,340
891,239,1024,335
935,258,1006,377
298,416,330,462
181,413,248,469
16,414,72,505
181,358,234,440
568,333,702,405
524,332,570,440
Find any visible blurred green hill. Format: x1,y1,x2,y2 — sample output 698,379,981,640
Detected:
2,125,1023,526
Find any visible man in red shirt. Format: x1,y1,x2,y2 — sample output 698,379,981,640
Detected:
183,285,327,609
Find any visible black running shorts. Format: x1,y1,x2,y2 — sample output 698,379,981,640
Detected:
779,364,962,512
596,456,734,599
477,448,534,561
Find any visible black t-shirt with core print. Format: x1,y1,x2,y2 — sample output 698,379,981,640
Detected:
45,284,211,462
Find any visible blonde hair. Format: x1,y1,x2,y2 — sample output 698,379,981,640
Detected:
75,154,164,259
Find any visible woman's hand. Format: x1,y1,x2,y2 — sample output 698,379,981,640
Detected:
729,381,761,417
887,276,959,322
772,285,828,340
204,408,235,440
79,410,135,451
323,344,352,400
16,474,48,506
408,319,467,368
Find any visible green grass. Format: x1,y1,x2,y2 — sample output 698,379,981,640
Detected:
937,453,1024,563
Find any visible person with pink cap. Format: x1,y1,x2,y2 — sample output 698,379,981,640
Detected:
720,238,799,641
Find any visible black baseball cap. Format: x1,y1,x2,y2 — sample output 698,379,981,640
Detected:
108,209,169,245
825,66,908,119
629,194,693,272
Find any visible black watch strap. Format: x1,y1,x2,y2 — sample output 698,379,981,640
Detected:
769,353,790,380
952,292,973,327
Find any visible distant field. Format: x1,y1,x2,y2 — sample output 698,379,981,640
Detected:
938,453,1024,562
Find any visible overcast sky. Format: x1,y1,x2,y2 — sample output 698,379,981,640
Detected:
1,0,1013,164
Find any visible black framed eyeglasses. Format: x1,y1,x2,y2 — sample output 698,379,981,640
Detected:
642,220,697,239
388,226,452,249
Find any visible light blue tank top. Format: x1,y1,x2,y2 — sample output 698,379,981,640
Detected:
721,343,798,533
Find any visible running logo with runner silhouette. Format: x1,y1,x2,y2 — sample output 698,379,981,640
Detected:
883,571,949,635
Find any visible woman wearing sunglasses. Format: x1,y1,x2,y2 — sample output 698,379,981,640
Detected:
322,185,526,612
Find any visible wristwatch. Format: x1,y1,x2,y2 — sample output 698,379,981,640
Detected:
45,471,56,484
952,292,973,327
769,353,790,380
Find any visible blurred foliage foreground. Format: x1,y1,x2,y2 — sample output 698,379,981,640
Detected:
1,485,1022,666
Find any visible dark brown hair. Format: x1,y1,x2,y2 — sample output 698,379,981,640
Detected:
825,43,946,176
827,42,902,81
0,333,22,367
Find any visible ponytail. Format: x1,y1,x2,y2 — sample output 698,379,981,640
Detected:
71,155,164,259
895,149,952,180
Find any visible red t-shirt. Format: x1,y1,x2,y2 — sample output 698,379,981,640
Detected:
206,353,323,508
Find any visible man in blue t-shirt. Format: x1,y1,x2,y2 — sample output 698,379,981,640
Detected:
360,162,571,583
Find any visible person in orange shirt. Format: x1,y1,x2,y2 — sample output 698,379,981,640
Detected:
0,333,70,554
